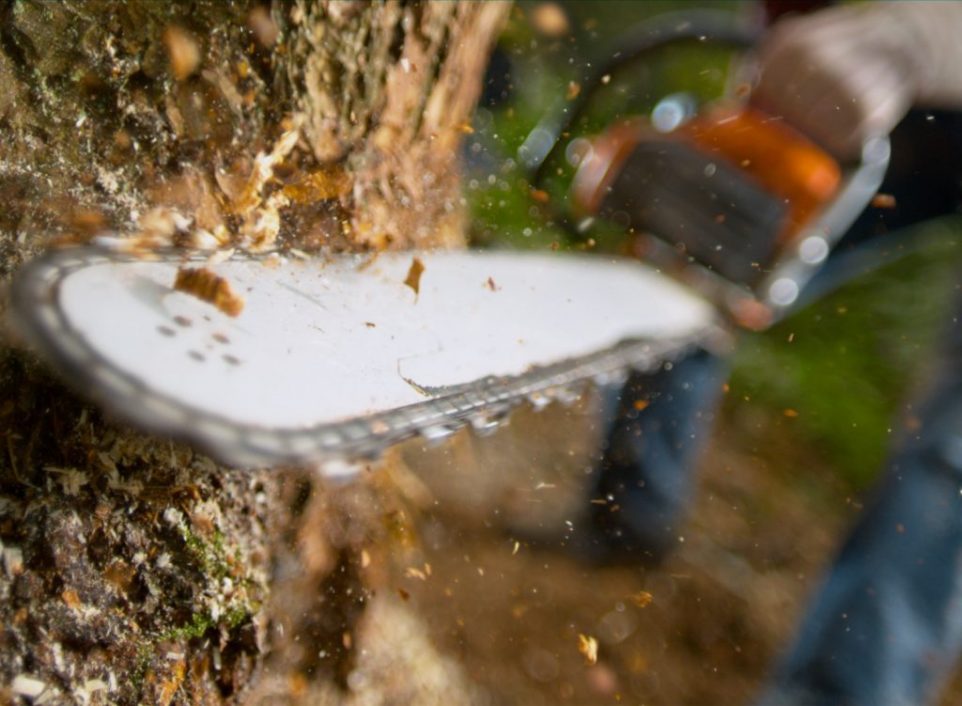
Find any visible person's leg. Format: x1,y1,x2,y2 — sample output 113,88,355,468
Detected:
757,301,962,706
587,348,729,564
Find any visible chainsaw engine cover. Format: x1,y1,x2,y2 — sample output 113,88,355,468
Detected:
569,107,888,326
7,247,717,471
598,138,788,286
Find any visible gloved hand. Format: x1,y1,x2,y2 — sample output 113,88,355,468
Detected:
753,1,962,161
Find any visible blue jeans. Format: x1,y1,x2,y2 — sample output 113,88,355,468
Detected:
591,350,728,565
755,319,962,705
593,109,962,704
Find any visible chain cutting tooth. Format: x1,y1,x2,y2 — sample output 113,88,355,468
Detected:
420,423,461,446
526,392,552,411
551,384,585,407
315,457,367,480
358,445,386,465
469,404,513,436
627,345,658,372
592,368,629,388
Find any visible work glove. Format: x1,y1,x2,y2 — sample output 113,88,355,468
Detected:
753,1,962,161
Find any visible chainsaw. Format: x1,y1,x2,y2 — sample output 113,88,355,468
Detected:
4,10,889,477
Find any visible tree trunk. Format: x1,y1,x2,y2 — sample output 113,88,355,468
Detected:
0,1,509,703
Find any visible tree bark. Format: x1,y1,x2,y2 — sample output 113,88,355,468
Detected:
0,1,509,703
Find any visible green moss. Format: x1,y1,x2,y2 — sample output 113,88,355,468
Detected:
159,599,259,644
224,603,255,630
163,610,218,642
178,523,230,580
130,641,155,695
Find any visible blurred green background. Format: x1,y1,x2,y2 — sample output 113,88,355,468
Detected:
465,1,962,491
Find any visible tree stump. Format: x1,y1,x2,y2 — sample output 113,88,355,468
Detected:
0,2,509,703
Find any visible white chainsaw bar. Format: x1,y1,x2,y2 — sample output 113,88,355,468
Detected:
7,247,722,475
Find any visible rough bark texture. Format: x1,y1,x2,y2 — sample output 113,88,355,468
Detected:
0,1,508,704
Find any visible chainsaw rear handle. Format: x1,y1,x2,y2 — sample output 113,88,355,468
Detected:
755,135,890,322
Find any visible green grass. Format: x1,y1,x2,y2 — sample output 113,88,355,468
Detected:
731,220,962,488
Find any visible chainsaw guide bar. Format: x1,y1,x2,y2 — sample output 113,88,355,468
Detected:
7,247,722,476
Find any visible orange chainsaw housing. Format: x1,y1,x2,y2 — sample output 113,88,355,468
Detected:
681,106,841,239
573,105,842,244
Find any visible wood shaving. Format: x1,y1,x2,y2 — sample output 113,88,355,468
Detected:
205,248,235,266
12,674,46,698
173,267,245,317
871,193,897,209
62,589,82,610
578,634,598,665
3,547,23,578
247,6,279,48
530,2,570,37
163,26,201,81
404,567,428,581
403,257,425,296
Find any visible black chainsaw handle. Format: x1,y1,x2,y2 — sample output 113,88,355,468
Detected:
518,9,762,188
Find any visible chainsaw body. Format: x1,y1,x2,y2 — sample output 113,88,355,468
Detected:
516,8,891,330
6,248,723,473
569,104,890,329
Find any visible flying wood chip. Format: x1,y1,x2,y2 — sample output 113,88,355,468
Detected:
403,256,425,296
174,266,245,317
871,193,897,209
578,634,599,665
